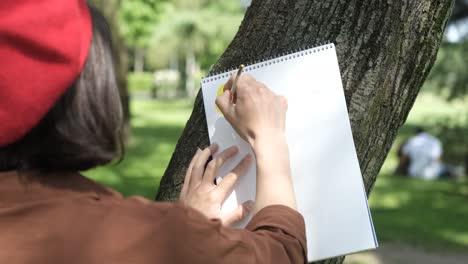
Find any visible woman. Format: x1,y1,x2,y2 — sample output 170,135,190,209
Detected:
0,1,306,263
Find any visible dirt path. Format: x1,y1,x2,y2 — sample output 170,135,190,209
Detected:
344,244,468,264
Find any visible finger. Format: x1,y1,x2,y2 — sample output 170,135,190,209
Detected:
236,73,255,92
216,154,253,201
180,148,202,200
204,146,239,185
215,90,233,117
221,200,254,226
239,73,255,83
278,95,288,111
235,74,259,100
190,144,219,188
224,74,236,92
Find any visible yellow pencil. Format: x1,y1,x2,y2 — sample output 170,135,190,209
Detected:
230,64,245,100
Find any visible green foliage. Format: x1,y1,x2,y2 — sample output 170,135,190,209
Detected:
450,0,468,24
119,0,167,48
127,72,154,92
147,0,244,70
96,0,244,87
425,41,468,99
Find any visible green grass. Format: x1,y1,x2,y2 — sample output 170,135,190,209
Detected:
369,93,468,252
127,72,154,93
370,174,468,251
84,99,194,198
85,92,468,252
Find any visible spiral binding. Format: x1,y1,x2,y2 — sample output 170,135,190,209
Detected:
202,42,334,84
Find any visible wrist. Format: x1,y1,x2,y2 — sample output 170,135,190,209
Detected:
251,134,287,154
251,134,297,212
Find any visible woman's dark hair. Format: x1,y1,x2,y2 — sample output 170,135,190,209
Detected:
0,3,123,172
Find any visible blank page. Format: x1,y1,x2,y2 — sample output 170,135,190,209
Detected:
201,43,377,262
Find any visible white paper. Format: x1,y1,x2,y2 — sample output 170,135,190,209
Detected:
201,43,377,262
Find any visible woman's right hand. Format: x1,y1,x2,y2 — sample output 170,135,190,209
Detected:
215,74,297,212
215,74,288,150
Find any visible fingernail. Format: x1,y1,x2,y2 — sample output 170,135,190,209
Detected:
196,148,202,154
245,200,254,211
229,145,239,152
210,143,219,151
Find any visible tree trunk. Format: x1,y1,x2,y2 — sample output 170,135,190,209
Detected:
177,55,188,98
185,49,197,98
134,47,145,73
156,0,454,263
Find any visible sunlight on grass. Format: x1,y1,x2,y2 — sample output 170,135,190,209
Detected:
407,93,468,125
84,98,193,199
368,92,468,252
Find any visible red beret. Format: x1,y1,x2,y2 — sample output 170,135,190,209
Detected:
0,0,92,146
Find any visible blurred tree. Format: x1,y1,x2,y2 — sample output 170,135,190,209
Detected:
120,0,166,72
91,0,131,138
157,1,454,263
423,0,468,99
148,0,243,96
422,0,468,182
90,0,168,137
451,0,468,22
425,41,468,98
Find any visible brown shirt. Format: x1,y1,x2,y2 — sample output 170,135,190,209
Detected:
0,171,306,263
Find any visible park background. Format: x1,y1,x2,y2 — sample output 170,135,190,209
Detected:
86,1,467,263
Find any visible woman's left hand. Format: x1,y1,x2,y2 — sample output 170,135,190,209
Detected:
179,144,254,226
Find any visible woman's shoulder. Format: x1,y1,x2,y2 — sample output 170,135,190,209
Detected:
0,172,222,263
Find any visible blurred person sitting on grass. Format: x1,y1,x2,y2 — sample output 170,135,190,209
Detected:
395,127,465,180
0,1,306,263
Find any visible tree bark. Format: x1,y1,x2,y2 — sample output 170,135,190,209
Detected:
156,0,454,263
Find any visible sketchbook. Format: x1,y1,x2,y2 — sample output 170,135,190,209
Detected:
201,43,378,262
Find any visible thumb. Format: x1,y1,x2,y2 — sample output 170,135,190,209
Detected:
215,90,233,117
221,200,254,226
